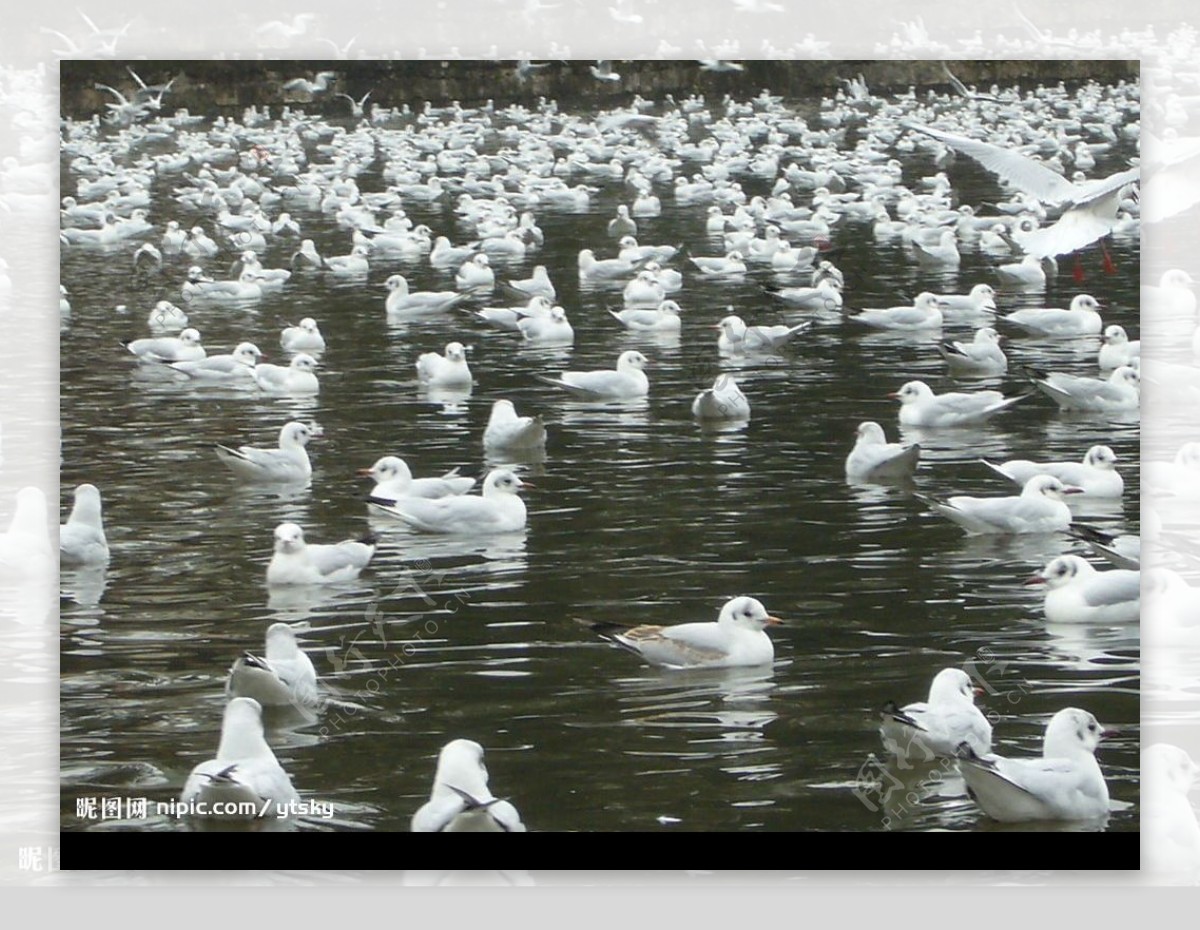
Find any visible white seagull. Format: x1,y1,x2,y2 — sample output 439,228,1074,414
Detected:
59,483,110,566
581,596,782,669
1002,294,1103,337
981,445,1123,498
266,522,377,585
374,469,529,535
227,622,320,709
483,400,547,452
411,739,526,833
880,667,992,761
215,421,315,484
416,342,472,388
956,707,1110,823
915,474,1079,535
892,380,1028,428
180,697,299,821
359,456,475,505
844,421,920,481
536,350,649,399
1024,555,1140,624
691,374,751,421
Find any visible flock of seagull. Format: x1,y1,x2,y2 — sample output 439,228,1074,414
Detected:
51,61,1150,833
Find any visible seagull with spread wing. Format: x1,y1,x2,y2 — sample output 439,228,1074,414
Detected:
904,122,1138,261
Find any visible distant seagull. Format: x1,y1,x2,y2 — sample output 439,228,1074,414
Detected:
336,89,372,118
282,71,338,96
699,60,745,72
590,60,621,83
514,59,550,84
940,62,1000,102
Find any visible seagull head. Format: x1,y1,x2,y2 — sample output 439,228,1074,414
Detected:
717,596,783,631
273,522,306,554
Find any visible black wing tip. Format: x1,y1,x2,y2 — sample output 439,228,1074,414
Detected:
358,531,380,547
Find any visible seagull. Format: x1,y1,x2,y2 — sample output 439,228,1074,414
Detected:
911,229,961,267
505,265,556,301
607,205,638,238
411,739,526,832
904,122,1138,259
934,283,997,321
518,306,575,345
580,596,782,669
416,342,472,388
373,469,529,535
123,327,205,364
1024,555,1140,624
590,60,622,83
691,374,750,421
359,456,475,506
1098,325,1139,370
717,314,811,353
483,400,547,453
280,318,326,354
850,293,945,331
385,274,470,318
915,474,1079,535
1002,294,1103,337
956,707,1110,823
609,300,683,333
254,353,320,395
59,484,110,566
936,327,1007,376
698,60,745,72
981,445,1123,498
266,523,377,585
844,421,920,481
514,60,551,84
180,697,300,821
227,622,320,710
336,89,373,118
215,421,315,484
0,487,52,577
1027,365,1140,413
170,342,262,382
282,71,338,96
891,380,1028,428
880,668,992,761
536,350,649,399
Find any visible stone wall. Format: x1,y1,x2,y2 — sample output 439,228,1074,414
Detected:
60,59,1138,120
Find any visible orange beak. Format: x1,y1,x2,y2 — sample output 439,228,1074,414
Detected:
764,615,783,626
1024,575,1046,586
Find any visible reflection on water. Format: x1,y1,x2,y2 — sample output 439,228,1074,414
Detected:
60,92,1140,834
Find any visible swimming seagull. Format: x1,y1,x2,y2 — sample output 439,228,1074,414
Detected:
359,456,475,505
123,327,205,363
227,622,320,710
936,327,1007,377
59,484,110,566
266,523,377,585
280,318,326,354
254,353,320,395
880,668,992,761
844,421,920,481
717,314,811,353
411,739,526,832
282,71,338,96
536,350,649,399
180,697,300,821
956,707,1110,824
215,421,315,484
480,401,547,458
914,474,1079,535
691,374,750,421
416,342,473,388
1002,294,1103,337
1025,366,1140,413
903,122,1139,259
374,469,529,535
891,380,1028,428
1024,556,1140,624
981,445,1122,498
580,596,782,669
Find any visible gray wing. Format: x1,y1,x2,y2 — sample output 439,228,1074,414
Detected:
1082,570,1140,608
904,122,1075,204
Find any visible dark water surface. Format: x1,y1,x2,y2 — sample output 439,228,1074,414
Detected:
59,94,1140,834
